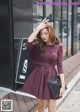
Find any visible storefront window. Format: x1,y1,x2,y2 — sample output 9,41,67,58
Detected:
62,0,68,57
68,0,72,56
46,0,53,26
77,6,80,50
54,0,61,43
73,4,78,54
33,0,43,29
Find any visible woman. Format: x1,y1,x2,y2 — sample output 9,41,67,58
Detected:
23,18,65,112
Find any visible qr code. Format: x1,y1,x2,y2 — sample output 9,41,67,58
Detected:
1,99,13,111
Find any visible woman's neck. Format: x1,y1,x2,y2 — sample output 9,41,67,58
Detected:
46,41,54,45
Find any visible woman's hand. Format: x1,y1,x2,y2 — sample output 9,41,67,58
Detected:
27,18,49,43
59,84,65,97
36,18,49,31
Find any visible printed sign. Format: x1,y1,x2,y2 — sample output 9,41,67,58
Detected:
15,38,32,84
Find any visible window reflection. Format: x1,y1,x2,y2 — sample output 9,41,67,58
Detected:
33,0,43,29
54,0,61,41
62,0,68,57
73,4,78,53
77,7,80,50
46,0,53,26
68,0,72,56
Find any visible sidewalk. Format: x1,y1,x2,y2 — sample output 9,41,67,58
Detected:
57,79,80,112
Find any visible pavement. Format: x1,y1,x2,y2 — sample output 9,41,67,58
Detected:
57,79,80,112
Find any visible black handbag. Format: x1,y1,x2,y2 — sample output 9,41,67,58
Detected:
47,76,67,99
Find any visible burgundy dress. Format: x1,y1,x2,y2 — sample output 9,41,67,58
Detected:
22,41,64,100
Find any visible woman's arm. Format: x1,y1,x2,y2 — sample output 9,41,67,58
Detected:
59,73,65,88
28,28,40,43
28,18,49,42
57,44,64,75
57,44,65,96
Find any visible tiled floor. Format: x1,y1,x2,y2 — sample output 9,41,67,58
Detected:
0,92,38,112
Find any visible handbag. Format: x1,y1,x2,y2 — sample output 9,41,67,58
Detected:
47,76,67,99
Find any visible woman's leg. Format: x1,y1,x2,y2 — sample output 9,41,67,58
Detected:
37,98,47,112
48,99,56,112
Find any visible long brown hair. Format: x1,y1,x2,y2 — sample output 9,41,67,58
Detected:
37,24,61,55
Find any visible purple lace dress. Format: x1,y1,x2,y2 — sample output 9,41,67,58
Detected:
22,41,64,100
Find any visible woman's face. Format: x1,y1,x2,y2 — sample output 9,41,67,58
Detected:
40,28,50,43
